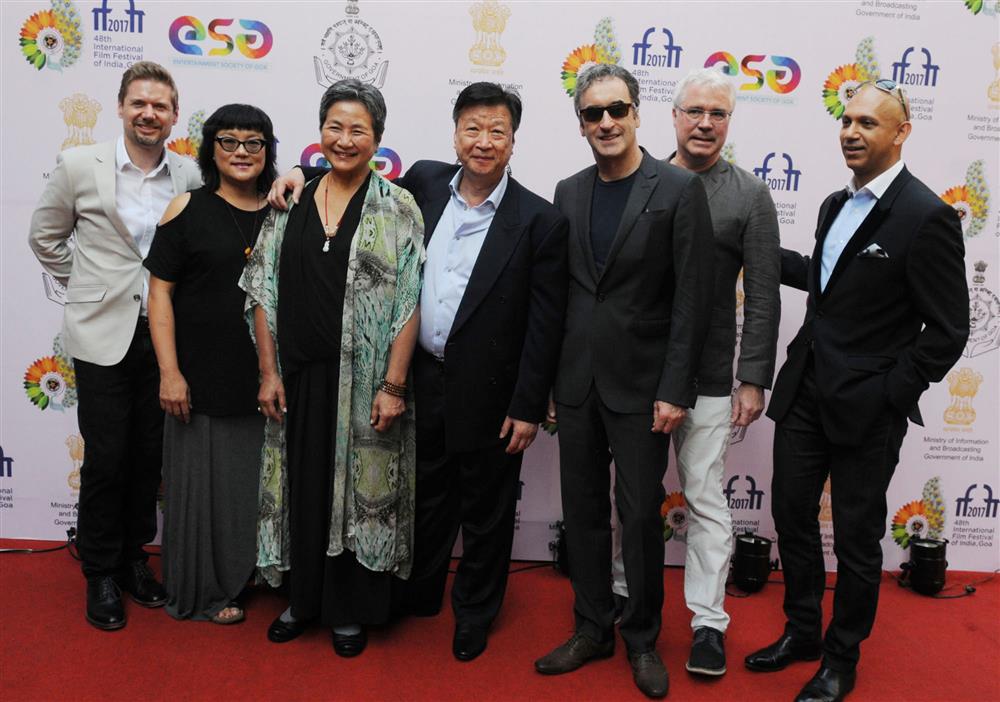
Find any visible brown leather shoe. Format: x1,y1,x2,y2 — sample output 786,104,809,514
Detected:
629,650,669,699
745,633,823,672
534,632,614,675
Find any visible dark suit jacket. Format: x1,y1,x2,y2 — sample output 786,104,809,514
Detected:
552,150,715,412
397,160,569,453
767,166,969,446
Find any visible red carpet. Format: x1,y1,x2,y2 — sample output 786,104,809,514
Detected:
1,539,996,701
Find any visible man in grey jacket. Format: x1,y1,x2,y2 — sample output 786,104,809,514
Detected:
664,67,781,675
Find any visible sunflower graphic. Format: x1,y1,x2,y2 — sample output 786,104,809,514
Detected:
19,1,82,72
822,65,867,119
24,356,69,411
940,161,990,239
964,0,999,16
166,138,198,158
891,500,929,548
821,37,879,119
561,45,614,97
166,109,207,159
661,491,688,542
23,334,78,411
560,17,620,98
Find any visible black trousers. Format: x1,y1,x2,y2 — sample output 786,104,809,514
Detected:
73,318,162,579
556,384,670,653
405,351,523,630
772,365,908,671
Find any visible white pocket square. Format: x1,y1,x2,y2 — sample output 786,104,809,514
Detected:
857,243,889,259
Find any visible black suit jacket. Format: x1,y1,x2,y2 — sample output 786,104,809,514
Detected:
397,160,569,453
768,166,969,446
552,150,715,412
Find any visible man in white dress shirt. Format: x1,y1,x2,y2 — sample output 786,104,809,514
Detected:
29,62,201,630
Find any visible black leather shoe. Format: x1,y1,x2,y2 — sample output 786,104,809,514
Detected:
453,622,488,661
534,632,614,675
332,627,368,657
745,633,822,672
86,576,126,631
120,560,167,608
629,650,669,699
795,666,856,702
267,615,310,643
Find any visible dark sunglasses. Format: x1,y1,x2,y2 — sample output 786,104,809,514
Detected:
578,101,634,123
215,136,267,154
857,79,910,121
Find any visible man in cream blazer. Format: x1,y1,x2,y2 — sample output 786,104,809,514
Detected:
29,62,200,630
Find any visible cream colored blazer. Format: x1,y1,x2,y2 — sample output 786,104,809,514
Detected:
28,140,202,365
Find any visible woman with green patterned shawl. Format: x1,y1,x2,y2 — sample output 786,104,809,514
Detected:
238,79,424,657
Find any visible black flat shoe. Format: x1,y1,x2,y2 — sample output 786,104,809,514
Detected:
121,560,167,608
86,576,126,631
745,633,822,672
332,627,368,657
795,665,857,702
267,615,310,643
453,622,488,661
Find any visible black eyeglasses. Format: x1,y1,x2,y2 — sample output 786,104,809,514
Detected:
578,101,634,123
675,106,732,124
857,79,910,121
215,136,267,154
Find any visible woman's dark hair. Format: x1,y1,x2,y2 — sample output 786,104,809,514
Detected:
198,103,277,195
452,82,522,132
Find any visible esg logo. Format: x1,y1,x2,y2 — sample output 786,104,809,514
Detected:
300,145,403,181
169,17,273,58
705,52,801,94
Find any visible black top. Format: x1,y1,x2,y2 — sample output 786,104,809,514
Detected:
277,172,370,376
589,171,636,273
144,187,269,416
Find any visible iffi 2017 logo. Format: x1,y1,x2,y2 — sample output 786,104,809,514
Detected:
19,0,83,72
0,446,13,478
632,27,682,69
704,51,801,93
753,152,801,192
891,47,939,87
169,16,273,59
724,475,764,511
92,0,143,33
955,484,1000,519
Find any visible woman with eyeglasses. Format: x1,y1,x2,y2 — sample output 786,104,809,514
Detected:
144,103,276,624
239,79,423,656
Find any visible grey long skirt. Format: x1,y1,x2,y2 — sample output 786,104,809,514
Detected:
161,412,264,620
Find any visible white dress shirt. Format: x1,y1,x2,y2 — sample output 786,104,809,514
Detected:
820,159,904,292
418,169,509,358
115,136,174,314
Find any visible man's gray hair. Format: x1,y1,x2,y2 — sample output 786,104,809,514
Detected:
673,68,736,112
573,64,641,115
318,78,387,142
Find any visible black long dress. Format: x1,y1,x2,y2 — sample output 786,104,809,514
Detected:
277,172,391,627
143,187,268,620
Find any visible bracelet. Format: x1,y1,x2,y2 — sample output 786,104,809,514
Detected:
379,379,406,397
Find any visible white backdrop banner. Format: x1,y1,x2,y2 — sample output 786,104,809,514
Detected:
2,0,998,573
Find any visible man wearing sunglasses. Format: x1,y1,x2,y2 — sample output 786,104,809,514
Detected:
28,62,202,631
535,63,714,699
746,81,968,702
